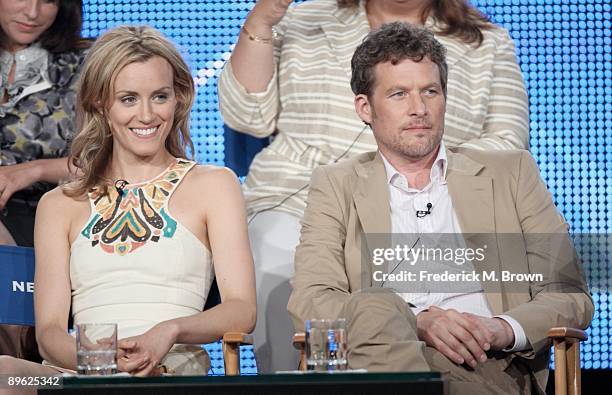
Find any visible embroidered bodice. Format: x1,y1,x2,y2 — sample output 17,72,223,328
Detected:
69,159,214,339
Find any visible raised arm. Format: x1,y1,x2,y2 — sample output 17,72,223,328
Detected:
230,0,292,92
217,0,293,136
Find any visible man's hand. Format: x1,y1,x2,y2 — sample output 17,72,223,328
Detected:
118,322,178,376
416,306,493,368
463,313,515,351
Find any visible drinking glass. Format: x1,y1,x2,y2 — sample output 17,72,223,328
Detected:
305,318,347,372
76,323,118,375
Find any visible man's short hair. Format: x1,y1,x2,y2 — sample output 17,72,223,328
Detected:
351,22,448,98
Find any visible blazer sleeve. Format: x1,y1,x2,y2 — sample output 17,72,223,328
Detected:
459,28,530,151
287,166,352,332
217,9,294,138
502,151,594,356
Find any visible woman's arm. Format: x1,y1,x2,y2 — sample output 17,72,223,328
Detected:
119,167,256,375
230,0,292,92
33,188,78,369
34,189,151,373
0,158,73,209
217,0,293,136
173,168,256,341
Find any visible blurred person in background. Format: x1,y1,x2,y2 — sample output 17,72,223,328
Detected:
0,0,89,363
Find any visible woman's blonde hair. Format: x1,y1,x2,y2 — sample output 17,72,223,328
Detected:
64,25,195,197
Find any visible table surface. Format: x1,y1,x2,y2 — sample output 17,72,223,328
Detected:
39,372,447,395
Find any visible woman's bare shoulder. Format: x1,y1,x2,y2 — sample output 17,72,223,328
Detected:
186,165,240,189
38,186,89,217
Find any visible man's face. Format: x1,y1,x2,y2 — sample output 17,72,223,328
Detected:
355,57,446,161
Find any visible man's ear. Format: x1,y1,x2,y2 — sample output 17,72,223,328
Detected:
354,94,373,125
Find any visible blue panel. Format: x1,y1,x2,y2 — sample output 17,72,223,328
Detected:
81,0,610,370
203,341,257,376
0,246,35,327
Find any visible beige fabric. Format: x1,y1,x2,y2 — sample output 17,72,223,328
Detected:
287,147,593,394
218,0,529,219
41,344,209,376
342,288,532,395
157,344,210,375
340,288,430,373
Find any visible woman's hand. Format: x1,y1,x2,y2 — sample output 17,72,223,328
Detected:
0,158,73,209
116,341,152,375
117,322,178,376
0,163,39,208
246,0,293,30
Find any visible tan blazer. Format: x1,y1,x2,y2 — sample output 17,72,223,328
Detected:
288,147,593,393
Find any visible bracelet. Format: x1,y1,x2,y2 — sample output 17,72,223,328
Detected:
242,25,277,45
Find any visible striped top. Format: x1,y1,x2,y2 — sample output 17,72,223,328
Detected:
218,0,528,219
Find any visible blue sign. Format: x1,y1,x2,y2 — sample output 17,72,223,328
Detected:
0,245,35,326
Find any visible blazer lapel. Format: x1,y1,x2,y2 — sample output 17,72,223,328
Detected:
353,152,391,288
446,151,493,234
446,150,504,314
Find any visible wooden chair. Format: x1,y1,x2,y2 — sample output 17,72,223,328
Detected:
0,245,251,376
293,327,588,394
292,333,307,371
221,332,253,375
547,327,588,395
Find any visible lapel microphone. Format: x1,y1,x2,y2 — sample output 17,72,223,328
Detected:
114,179,129,194
416,202,433,218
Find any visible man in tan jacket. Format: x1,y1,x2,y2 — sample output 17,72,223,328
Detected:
287,23,592,395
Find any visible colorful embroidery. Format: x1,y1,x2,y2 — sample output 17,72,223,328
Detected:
81,159,194,255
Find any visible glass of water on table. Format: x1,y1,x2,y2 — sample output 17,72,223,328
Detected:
305,318,347,372
76,323,118,375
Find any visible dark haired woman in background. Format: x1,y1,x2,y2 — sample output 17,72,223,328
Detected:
219,0,529,373
0,0,89,361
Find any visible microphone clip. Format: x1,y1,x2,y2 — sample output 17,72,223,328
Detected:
114,179,129,194
416,202,433,218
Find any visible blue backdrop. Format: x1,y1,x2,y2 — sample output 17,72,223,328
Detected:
80,0,611,370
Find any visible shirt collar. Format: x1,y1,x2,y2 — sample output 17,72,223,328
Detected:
0,42,49,113
381,141,448,187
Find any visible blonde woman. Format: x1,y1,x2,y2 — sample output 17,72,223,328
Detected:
0,25,256,379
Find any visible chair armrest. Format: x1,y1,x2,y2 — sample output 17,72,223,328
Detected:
547,327,587,395
292,332,306,349
223,332,253,345
222,332,253,375
547,327,587,341
293,332,307,371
